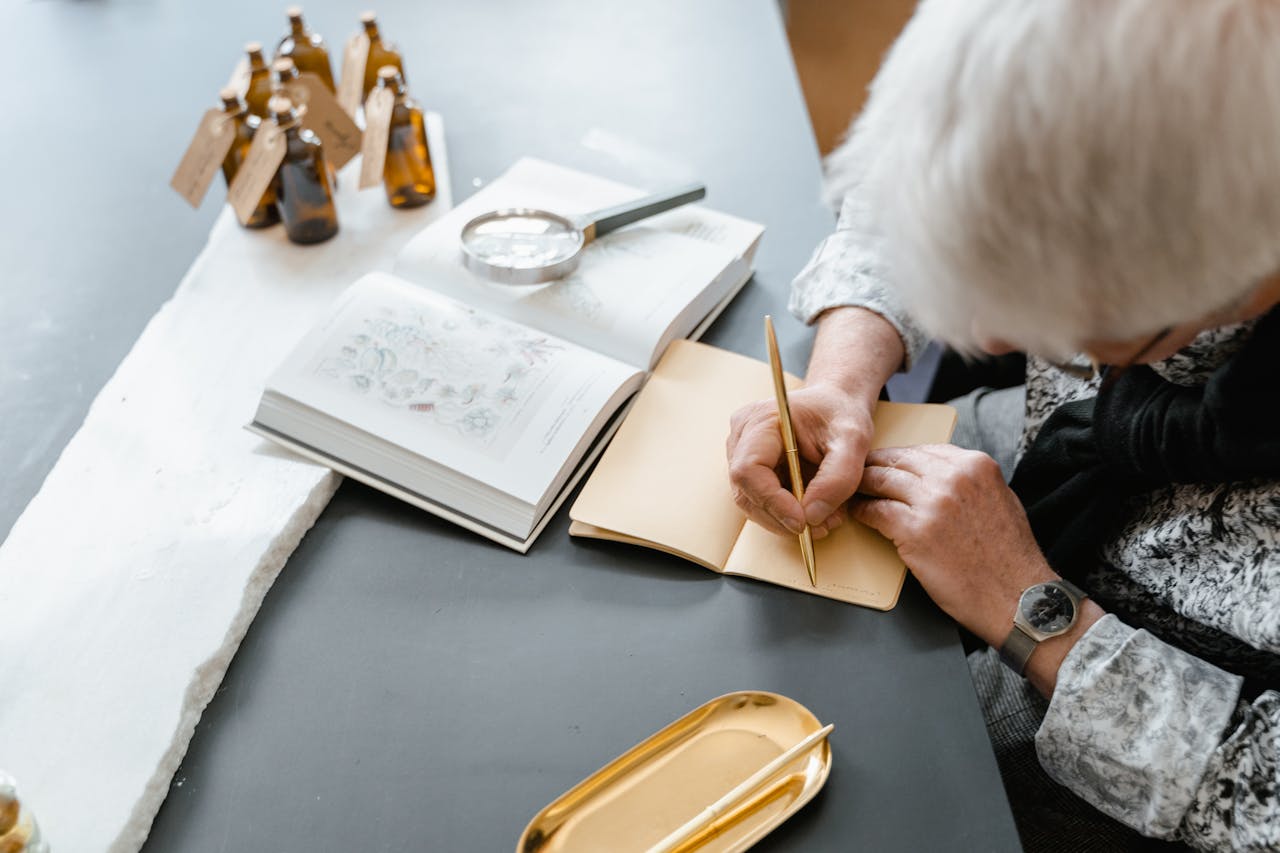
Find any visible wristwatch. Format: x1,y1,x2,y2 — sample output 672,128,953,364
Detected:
999,579,1087,675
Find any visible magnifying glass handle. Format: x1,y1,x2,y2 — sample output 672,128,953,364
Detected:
581,182,707,243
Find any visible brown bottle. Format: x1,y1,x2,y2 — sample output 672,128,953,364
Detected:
244,42,274,118
219,88,281,228
271,57,309,112
374,67,435,209
273,58,341,191
276,6,335,92
359,12,405,102
268,96,339,244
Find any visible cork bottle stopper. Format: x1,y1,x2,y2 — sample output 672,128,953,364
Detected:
269,95,299,124
272,57,300,81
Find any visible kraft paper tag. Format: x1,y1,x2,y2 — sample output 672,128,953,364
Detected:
227,125,286,225
337,32,370,120
170,110,237,209
358,88,395,189
285,72,362,170
226,56,251,98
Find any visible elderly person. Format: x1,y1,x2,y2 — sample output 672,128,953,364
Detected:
727,1,1280,849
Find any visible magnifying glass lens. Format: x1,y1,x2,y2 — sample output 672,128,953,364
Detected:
461,213,582,270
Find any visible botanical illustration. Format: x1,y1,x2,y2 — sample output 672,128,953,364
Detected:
313,299,564,449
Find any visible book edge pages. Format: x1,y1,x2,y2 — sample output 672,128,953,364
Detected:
248,397,633,554
684,260,752,345
718,562,907,610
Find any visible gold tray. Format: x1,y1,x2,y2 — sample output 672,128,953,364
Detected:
518,691,832,853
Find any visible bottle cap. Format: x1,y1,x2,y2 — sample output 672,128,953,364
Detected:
286,6,304,21
269,95,299,124
360,10,377,24
245,42,267,70
219,86,243,110
376,66,399,82
272,57,299,80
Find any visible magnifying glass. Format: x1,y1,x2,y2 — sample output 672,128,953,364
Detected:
459,182,707,285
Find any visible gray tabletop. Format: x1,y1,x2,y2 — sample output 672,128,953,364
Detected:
0,1,1021,850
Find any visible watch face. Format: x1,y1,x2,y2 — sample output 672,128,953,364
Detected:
1019,583,1075,634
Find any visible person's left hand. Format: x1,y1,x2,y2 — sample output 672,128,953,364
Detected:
849,444,1058,647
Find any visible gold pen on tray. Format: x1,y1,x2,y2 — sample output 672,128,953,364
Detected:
645,722,835,853
764,315,818,587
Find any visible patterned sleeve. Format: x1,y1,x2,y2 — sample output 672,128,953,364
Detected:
1035,614,1280,850
787,193,931,371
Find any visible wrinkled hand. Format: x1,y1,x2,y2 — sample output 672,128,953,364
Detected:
726,383,876,538
850,444,1059,646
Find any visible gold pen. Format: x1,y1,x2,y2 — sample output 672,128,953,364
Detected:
764,315,817,587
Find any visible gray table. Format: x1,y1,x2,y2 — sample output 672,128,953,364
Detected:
0,1,1021,849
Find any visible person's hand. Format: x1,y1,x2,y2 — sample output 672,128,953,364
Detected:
726,382,876,538
850,443,1106,695
850,444,1059,645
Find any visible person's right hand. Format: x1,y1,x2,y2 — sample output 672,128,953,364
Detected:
726,381,877,538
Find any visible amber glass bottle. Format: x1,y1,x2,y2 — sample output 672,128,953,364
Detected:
219,88,281,228
359,12,405,102
244,42,273,118
276,6,335,92
268,96,339,244
272,58,341,192
374,67,435,209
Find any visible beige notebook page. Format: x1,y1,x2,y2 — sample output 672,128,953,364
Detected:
569,340,779,568
724,403,958,609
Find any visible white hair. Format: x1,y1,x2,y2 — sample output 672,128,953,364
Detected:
824,0,1280,358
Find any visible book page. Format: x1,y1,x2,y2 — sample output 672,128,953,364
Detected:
569,340,776,568
723,402,959,609
266,272,641,505
393,158,762,369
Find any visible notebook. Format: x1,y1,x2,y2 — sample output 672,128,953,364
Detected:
569,340,957,609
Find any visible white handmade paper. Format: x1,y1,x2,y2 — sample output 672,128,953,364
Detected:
0,116,451,853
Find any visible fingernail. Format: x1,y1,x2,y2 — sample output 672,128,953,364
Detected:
805,501,832,526
783,517,803,534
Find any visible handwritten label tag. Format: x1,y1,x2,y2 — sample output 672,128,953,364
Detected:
337,32,370,120
226,56,251,98
358,88,395,189
286,72,362,169
170,110,237,209
227,125,286,225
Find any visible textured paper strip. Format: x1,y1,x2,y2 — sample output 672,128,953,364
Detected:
358,87,394,189
227,123,287,225
0,115,450,853
337,32,370,119
291,71,363,169
170,109,236,209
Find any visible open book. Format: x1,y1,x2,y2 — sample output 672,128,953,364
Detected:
249,159,764,551
569,340,957,609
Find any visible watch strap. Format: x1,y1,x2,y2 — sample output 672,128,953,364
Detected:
1059,578,1086,603
999,625,1038,675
